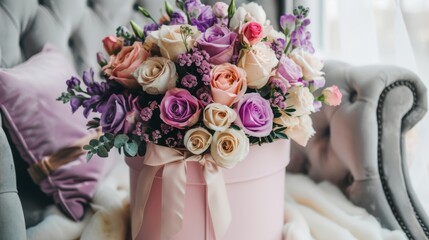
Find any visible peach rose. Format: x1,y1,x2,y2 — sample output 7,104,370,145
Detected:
184,127,212,155
149,25,200,61
237,42,278,89
210,63,247,106
102,35,123,55
203,103,237,131
102,42,150,89
211,128,249,169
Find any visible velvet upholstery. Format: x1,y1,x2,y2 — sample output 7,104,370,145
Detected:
0,0,428,240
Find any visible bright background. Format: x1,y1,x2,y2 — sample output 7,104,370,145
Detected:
294,0,429,212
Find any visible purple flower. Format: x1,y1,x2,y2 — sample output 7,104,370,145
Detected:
196,86,212,106
234,93,274,137
170,11,187,25
144,23,159,37
197,25,237,64
70,96,83,113
191,5,215,32
66,76,81,92
313,100,322,112
100,94,141,134
166,137,178,147
271,38,286,60
184,0,202,13
161,123,173,134
309,77,326,91
276,55,303,86
79,69,112,117
181,74,198,88
280,14,296,32
291,26,314,53
159,88,201,129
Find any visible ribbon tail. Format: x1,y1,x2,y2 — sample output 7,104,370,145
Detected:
132,165,162,240
160,162,187,240
204,167,232,239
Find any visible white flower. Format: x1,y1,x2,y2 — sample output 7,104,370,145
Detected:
211,128,249,169
184,127,212,155
237,43,278,89
230,2,267,30
289,49,324,81
285,86,315,116
275,113,315,147
134,57,177,95
203,103,237,132
149,25,200,61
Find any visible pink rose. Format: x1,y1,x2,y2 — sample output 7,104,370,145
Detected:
102,42,150,89
210,63,247,106
322,85,342,106
160,88,201,129
241,22,264,46
102,35,123,55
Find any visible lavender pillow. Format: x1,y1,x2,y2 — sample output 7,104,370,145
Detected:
0,44,115,221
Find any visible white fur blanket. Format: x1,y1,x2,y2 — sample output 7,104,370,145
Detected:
27,161,406,240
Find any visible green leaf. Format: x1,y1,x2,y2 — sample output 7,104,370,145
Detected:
273,112,282,118
97,146,109,158
83,144,92,151
275,132,289,139
230,125,241,131
285,108,296,113
114,134,129,148
124,141,138,157
86,152,94,161
104,133,114,140
89,139,98,147
275,127,287,132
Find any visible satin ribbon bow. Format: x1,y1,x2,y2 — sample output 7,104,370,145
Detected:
132,143,231,240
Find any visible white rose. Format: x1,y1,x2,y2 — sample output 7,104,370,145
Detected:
149,25,201,61
212,2,228,18
285,86,315,116
238,42,278,89
184,127,212,155
276,113,315,147
289,49,324,80
265,25,286,42
230,2,267,30
203,103,237,131
133,57,177,95
211,128,249,169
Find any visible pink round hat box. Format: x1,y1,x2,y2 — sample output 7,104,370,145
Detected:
125,139,290,240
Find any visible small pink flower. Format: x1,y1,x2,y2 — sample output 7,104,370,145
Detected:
102,35,123,55
241,22,264,46
322,85,342,106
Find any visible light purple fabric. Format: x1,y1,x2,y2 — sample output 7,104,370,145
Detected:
0,44,115,221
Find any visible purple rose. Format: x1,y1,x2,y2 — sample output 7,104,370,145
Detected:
159,88,201,129
197,25,237,64
234,93,274,137
276,55,303,87
280,14,296,32
100,94,141,134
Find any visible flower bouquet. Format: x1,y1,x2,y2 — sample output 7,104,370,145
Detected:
59,1,341,239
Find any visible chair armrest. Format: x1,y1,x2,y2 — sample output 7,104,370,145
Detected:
288,60,429,239
0,114,26,240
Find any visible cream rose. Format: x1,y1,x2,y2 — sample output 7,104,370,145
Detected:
149,25,201,61
211,129,249,169
289,49,324,81
230,2,267,30
184,127,212,155
238,43,278,89
285,86,315,116
203,103,237,131
275,113,314,147
133,57,177,95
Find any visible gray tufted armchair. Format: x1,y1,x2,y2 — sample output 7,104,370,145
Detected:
0,0,428,240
